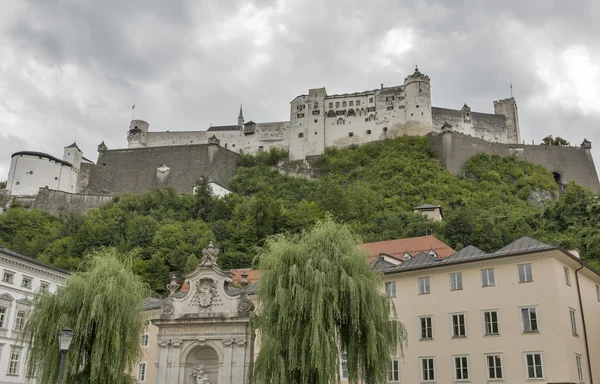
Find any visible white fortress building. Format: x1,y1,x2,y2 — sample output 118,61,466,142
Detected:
127,66,521,160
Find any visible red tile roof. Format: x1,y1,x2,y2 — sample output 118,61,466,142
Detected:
230,268,263,284
362,235,455,263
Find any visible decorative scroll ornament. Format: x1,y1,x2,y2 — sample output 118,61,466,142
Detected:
162,304,174,315
200,241,220,267
235,338,247,346
158,338,182,348
223,338,234,347
237,272,255,313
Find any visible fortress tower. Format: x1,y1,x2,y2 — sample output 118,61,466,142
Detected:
403,66,432,136
493,98,521,144
127,120,150,148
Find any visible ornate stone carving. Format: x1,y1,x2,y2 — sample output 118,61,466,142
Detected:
156,163,171,185
191,278,221,309
167,275,180,297
200,241,219,267
192,364,211,384
235,338,247,346
223,338,234,347
237,272,255,313
163,304,175,315
158,338,182,348
237,298,254,313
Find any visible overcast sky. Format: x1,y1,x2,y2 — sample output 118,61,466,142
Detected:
1,0,600,179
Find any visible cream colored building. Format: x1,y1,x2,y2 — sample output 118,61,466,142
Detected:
378,237,599,384
140,236,600,384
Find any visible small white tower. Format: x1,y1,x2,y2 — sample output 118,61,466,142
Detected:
127,120,150,148
403,66,432,136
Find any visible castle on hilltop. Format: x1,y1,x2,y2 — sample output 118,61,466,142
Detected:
127,66,522,160
3,67,599,215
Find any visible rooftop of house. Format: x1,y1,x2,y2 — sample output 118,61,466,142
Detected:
0,246,68,275
362,235,455,263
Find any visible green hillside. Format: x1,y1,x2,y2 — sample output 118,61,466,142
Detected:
1,136,599,293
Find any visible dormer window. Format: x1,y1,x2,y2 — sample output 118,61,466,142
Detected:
427,250,438,258
402,253,411,261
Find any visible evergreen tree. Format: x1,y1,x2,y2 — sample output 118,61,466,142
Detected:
22,248,149,384
253,219,407,384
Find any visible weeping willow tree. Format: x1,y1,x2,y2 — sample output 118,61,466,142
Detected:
253,218,407,384
22,248,149,384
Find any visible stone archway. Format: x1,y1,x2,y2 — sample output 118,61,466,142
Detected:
185,345,220,384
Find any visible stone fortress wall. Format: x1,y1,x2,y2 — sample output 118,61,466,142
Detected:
126,67,521,161
3,66,599,215
431,130,600,190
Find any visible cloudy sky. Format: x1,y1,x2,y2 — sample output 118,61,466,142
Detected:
1,0,599,179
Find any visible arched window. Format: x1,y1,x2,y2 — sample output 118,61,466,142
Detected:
337,118,345,125
327,110,336,118
347,109,355,117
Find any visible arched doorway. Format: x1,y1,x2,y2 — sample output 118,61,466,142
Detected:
185,345,220,384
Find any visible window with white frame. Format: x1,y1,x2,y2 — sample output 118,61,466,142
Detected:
340,352,348,379
452,313,466,337
481,268,495,287
521,307,538,332
40,282,50,291
420,316,433,340
385,281,396,298
486,354,503,380
450,272,463,291
2,272,14,284
8,348,20,375
141,333,149,347
137,362,146,382
420,357,435,382
453,356,469,381
564,266,571,286
418,277,430,294
518,263,533,283
14,310,26,332
388,358,399,382
21,277,32,289
576,354,584,382
524,353,544,379
570,308,578,336
483,310,499,335
0,306,7,328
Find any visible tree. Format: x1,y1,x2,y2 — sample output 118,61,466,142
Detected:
541,135,570,146
22,249,149,384
253,219,407,384
0,180,6,189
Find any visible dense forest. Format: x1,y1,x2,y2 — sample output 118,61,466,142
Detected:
1,136,599,293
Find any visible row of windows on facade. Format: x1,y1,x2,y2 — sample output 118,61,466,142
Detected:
340,352,585,382
384,263,598,297
0,307,27,331
296,127,387,139
2,271,49,291
412,305,580,340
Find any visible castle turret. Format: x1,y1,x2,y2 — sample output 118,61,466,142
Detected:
403,66,432,135
127,119,149,148
63,142,83,170
493,97,520,144
238,105,244,127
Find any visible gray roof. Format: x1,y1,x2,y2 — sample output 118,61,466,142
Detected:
0,246,69,275
64,142,81,150
207,125,239,132
414,204,441,210
370,256,396,272
384,237,558,274
11,151,72,167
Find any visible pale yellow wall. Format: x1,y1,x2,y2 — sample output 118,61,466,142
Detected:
136,308,161,384
381,250,600,384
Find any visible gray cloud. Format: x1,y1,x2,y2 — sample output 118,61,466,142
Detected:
1,0,599,179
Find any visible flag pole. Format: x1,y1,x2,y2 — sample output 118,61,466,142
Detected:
132,104,136,120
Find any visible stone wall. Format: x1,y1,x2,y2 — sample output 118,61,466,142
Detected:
32,188,113,216
81,143,239,195
430,131,600,191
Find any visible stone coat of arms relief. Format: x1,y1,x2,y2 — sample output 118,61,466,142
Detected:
191,278,222,310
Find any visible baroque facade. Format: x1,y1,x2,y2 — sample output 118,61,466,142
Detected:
126,67,521,161
146,243,256,384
